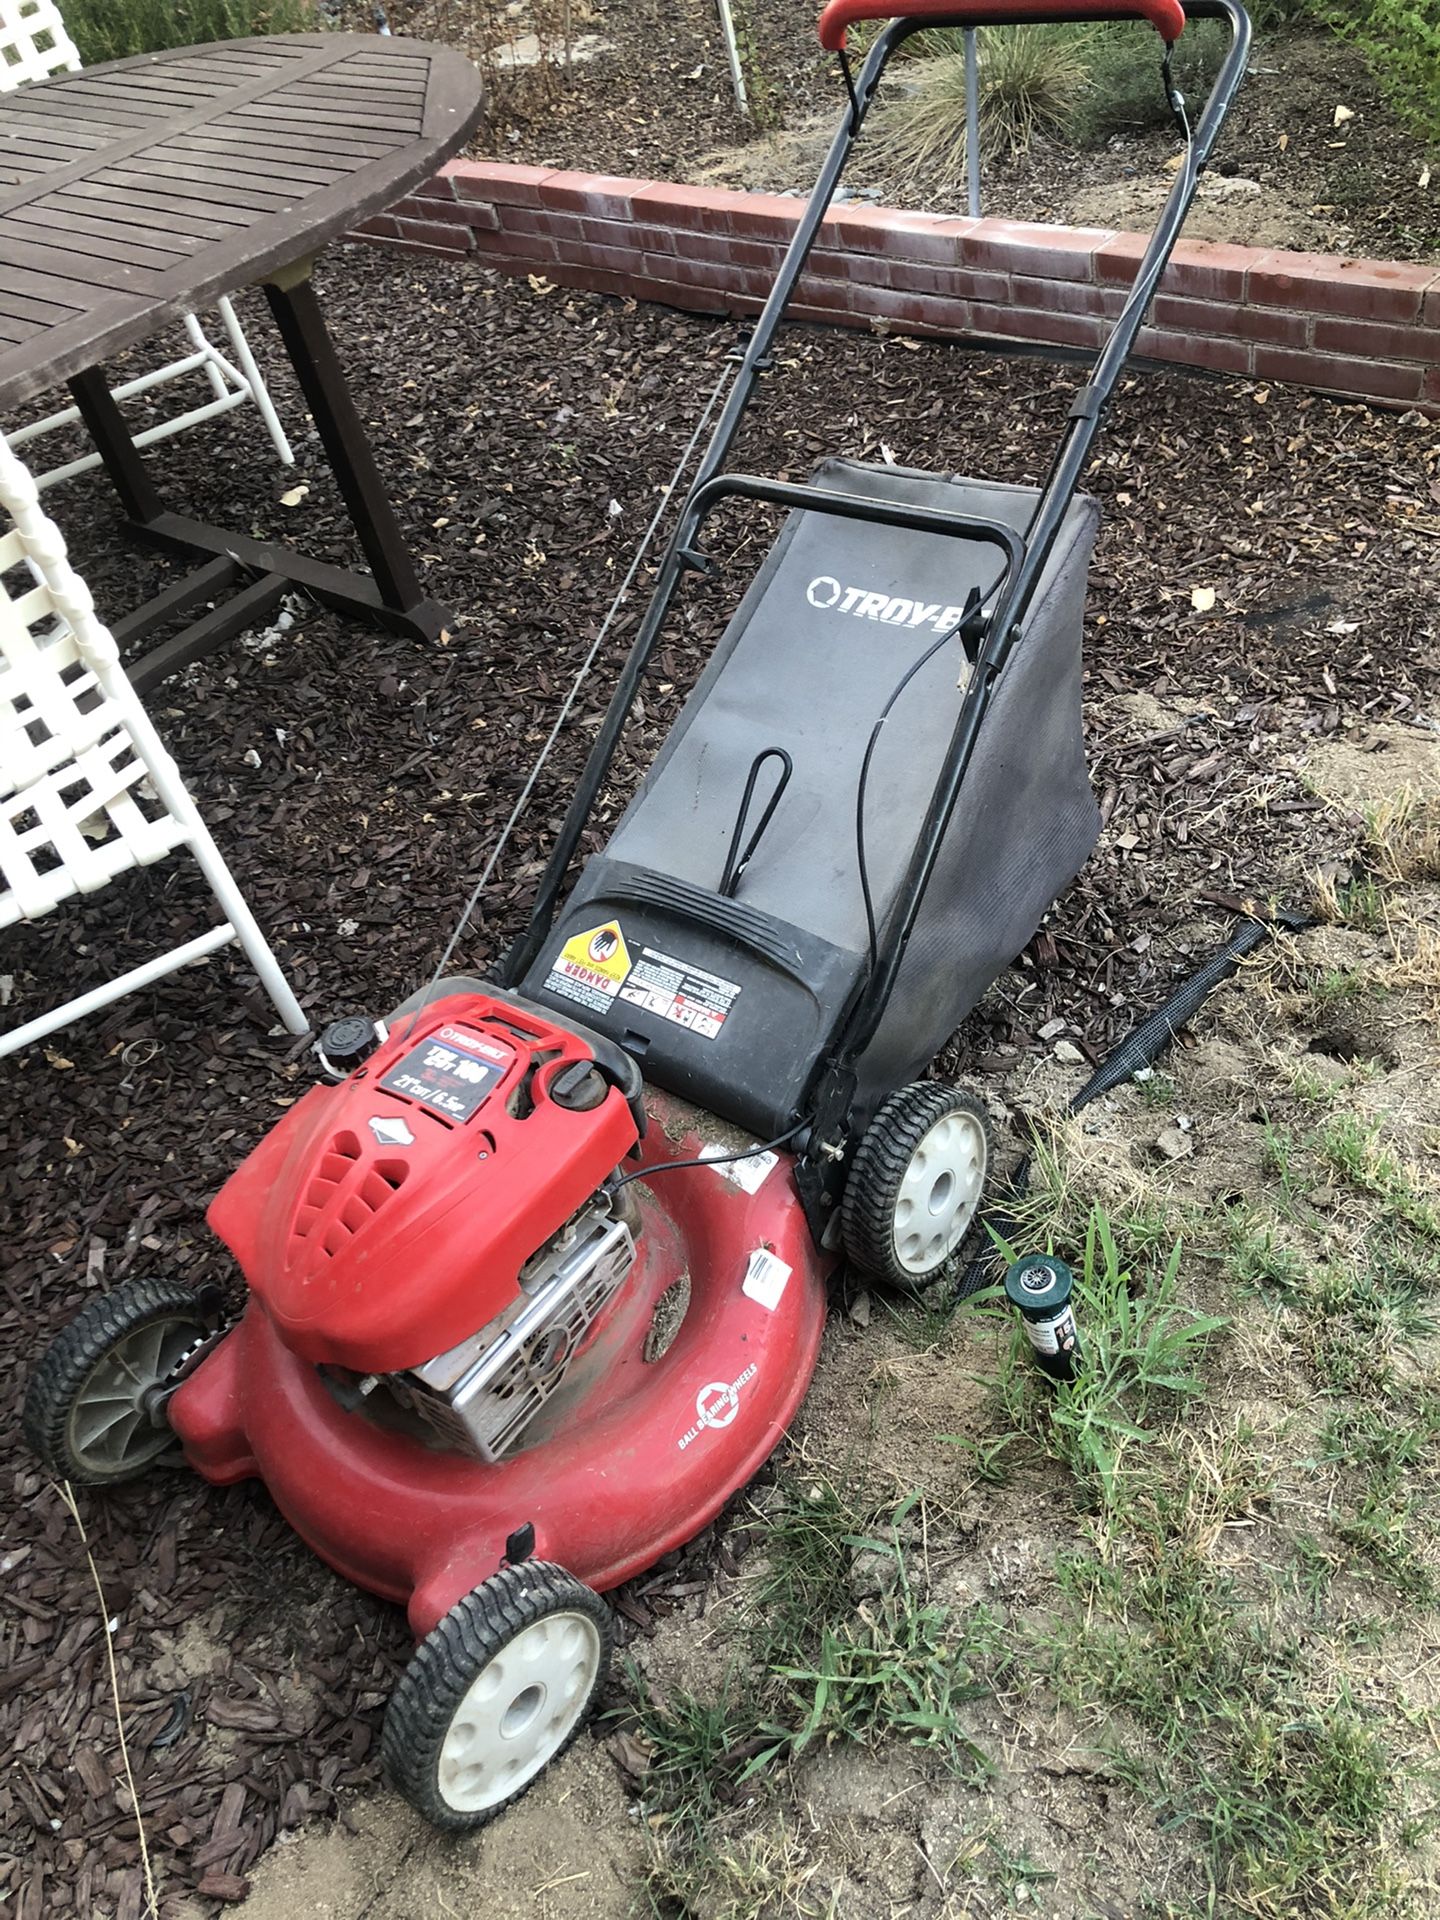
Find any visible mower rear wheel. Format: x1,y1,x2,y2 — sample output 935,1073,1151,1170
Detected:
383,1562,611,1830
23,1276,220,1485
842,1082,991,1289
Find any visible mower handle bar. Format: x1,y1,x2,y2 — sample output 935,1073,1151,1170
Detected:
687,474,1024,577
817,0,1186,50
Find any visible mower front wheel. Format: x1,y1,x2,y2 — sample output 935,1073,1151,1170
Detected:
23,1276,222,1485
383,1562,611,1831
842,1082,991,1290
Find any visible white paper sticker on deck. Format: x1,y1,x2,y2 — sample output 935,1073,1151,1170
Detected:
700,1145,779,1193
545,919,632,1016
742,1248,792,1311
618,946,740,1041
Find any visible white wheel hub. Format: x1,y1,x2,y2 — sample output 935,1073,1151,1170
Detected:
892,1108,987,1275
436,1609,602,1812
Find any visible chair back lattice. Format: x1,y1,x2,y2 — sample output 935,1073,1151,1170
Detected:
0,459,188,929
0,0,79,89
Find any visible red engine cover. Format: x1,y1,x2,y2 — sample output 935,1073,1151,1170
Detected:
207,992,639,1373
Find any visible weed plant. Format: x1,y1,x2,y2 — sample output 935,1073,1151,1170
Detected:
992,1207,1225,1510
868,25,1093,184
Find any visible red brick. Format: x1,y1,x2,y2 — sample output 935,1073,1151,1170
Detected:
393,195,498,232
495,206,588,243
823,205,972,265
969,302,1105,350
1311,316,1440,364
796,272,871,311
887,258,1007,302
1248,252,1436,324
861,285,966,332
805,247,865,281
672,229,783,274
725,193,805,241
1252,346,1425,403
410,172,456,202
1152,293,1309,347
349,213,400,240
1010,274,1125,318
1425,284,1440,330
1160,239,1254,302
561,240,647,276
470,229,555,265
639,273,745,317
393,217,473,254
1137,328,1251,374
668,228,765,268
1423,365,1440,409
964,220,1113,283
723,236,787,272
645,254,758,298
447,160,553,207
580,217,676,254
630,181,746,235
537,170,651,220
1095,231,1148,286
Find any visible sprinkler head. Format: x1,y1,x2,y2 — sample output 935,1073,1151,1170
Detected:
1004,1254,1081,1383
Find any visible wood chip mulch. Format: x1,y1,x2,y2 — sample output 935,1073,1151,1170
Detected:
2,241,1435,1916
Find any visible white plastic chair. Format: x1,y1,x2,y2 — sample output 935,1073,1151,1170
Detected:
0,0,295,488
0,428,308,1055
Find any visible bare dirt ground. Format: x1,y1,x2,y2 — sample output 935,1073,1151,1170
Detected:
2,245,1438,1917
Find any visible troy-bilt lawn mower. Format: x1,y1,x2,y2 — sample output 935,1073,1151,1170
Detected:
26,0,1249,1832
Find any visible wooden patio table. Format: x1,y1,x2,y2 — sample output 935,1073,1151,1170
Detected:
0,33,484,690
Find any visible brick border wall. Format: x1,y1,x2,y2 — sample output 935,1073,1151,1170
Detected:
354,161,1440,412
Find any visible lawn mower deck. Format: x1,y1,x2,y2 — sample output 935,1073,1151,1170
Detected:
167,1004,829,1636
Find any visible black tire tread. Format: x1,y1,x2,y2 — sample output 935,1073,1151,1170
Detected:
383,1561,612,1832
841,1082,992,1290
23,1275,211,1484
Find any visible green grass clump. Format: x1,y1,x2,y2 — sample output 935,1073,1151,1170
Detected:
1316,1114,1440,1242
1043,1493,1414,1916
631,1484,998,1849
1322,1397,1440,1604
65,0,314,66
766,1503,998,1776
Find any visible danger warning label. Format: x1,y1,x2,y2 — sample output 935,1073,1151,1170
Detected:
619,946,740,1041
545,920,632,1016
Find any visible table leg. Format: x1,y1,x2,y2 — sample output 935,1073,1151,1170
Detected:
262,262,439,630
61,296,451,671
68,366,166,525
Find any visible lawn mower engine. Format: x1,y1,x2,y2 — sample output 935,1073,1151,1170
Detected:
209,990,647,1462
138,979,829,1689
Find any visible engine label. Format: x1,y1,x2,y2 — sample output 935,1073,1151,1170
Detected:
545,919,633,1016
619,947,740,1041
378,1024,511,1123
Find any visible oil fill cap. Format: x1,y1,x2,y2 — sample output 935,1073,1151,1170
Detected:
549,1060,608,1111
318,1015,383,1076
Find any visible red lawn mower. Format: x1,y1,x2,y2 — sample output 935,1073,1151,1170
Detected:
26,0,1248,1831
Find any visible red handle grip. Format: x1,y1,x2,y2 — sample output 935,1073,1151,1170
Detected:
817,0,1185,50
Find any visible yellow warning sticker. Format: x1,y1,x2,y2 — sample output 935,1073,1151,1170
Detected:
546,920,632,1016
